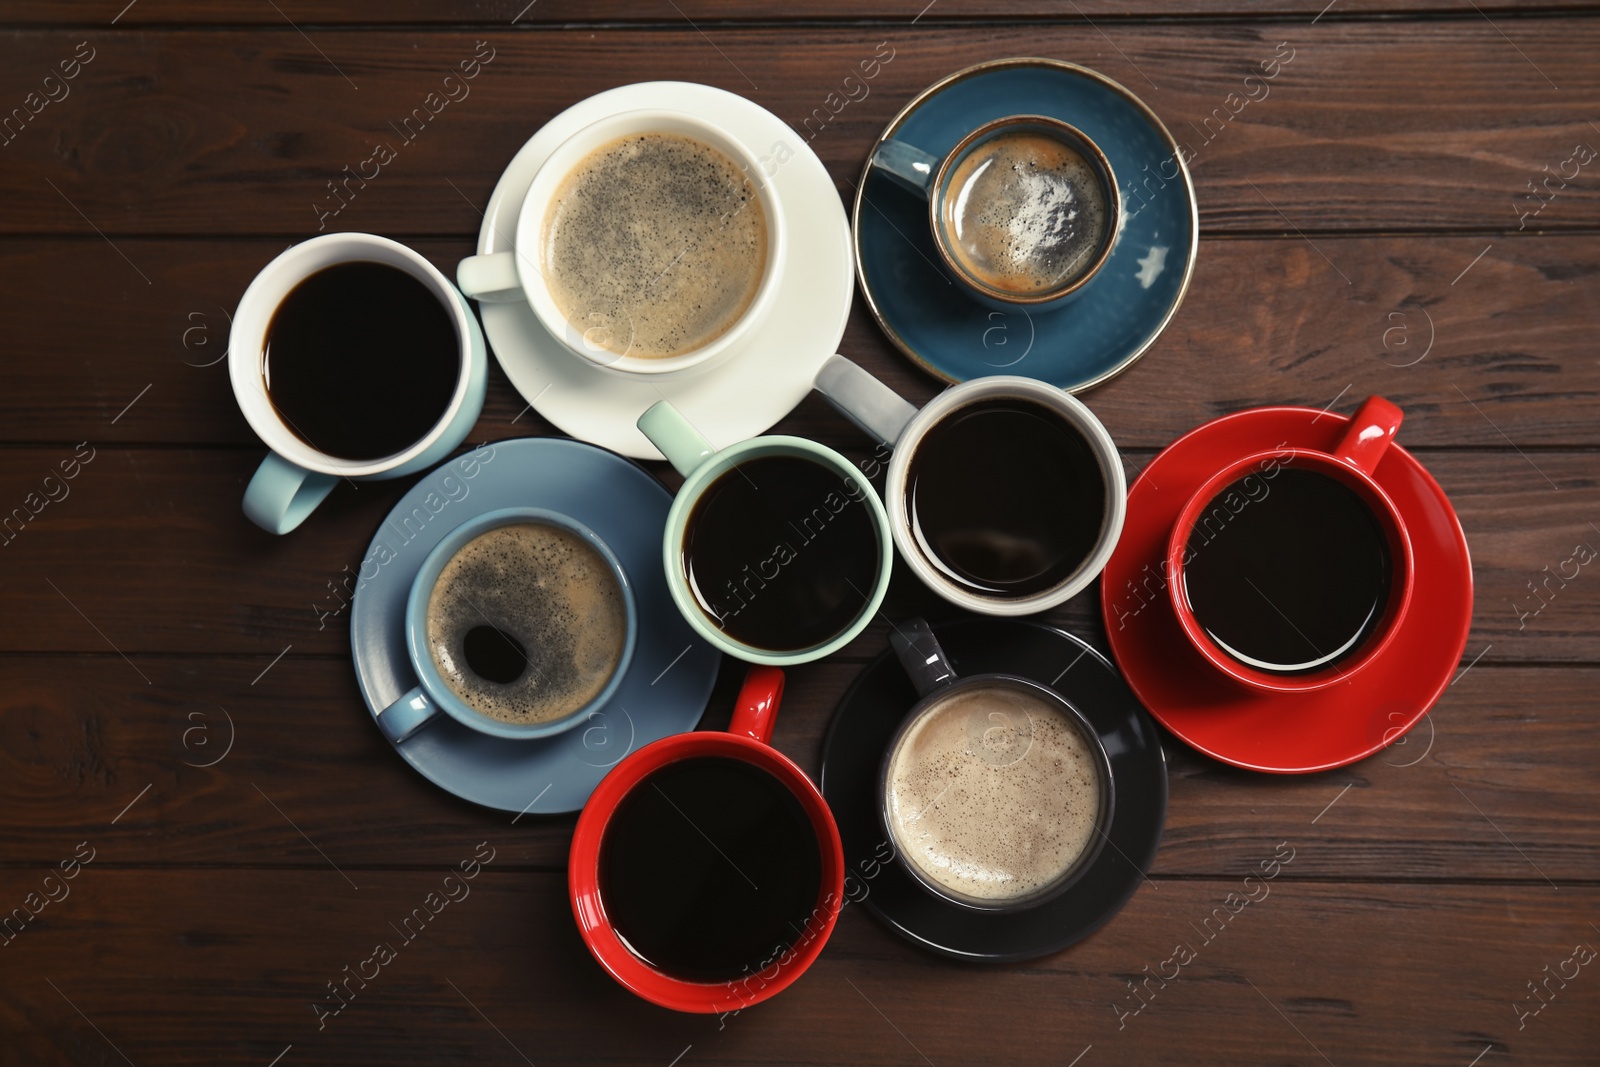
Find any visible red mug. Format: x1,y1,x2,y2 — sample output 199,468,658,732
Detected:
569,666,845,1013
1164,396,1416,693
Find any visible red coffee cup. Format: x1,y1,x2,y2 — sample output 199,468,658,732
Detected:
1164,396,1416,693
569,666,845,1013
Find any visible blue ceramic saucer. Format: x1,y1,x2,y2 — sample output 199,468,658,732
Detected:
853,58,1198,391
350,437,720,815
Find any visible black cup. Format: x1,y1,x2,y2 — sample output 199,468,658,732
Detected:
878,618,1115,911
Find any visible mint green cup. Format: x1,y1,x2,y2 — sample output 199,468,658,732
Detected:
638,400,893,666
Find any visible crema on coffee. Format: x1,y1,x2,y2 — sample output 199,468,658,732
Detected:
884,682,1102,904
425,522,627,725
940,130,1110,295
540,132,768,359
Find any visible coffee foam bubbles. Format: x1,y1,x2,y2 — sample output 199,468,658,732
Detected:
884,683,1102,903
942,131,1109,295
541,133,767,359
425,522,627,725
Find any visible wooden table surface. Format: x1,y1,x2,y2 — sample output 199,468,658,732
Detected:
2,3,1597,1065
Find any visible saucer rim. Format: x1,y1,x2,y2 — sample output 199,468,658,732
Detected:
818,615,1168,962
1100,404,1474,774
851,56,1199,392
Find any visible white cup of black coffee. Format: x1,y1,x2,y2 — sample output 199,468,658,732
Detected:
814,357,1127,616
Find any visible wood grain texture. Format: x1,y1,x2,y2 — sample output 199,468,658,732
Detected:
0,655,1595,883
0,870,1594,1066
0,24,1596,235
2,234,1597,447
5,0,1598,24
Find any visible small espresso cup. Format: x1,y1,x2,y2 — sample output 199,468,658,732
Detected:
570,666,846,1013
456,108,786,379
869,114,1120,312
814,355,1126,616
637,400,893,665
1165,396,1416,693
880,618,1114,911
231,232,487,535
375,507,638,744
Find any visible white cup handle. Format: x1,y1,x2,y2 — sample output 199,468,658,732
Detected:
456,251,525,303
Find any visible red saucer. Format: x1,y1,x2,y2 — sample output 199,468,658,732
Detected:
1100,406,1472,773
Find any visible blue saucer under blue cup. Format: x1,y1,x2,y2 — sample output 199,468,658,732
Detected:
376,506,640,745
350,437,721,815
853,58,1198,391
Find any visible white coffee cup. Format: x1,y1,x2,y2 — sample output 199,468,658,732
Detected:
230,233,487,535
815,356,1127,616
456,109,786,379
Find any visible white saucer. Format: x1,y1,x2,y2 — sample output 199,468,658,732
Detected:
474,82,854,460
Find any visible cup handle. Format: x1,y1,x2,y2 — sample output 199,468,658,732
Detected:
728,665,785,744
869,138,941,199
376,685,441,745
243,452,338,535
813,354,918,447
1332,396,1404,477
889,617,958,698
456,251,525,303
637,400,717,479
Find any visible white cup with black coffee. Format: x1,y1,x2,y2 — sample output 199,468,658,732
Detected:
879,617,1115,910
375,506,638,745
456,109,785,378
231,232,488,534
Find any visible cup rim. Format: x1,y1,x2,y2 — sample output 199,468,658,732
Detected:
568,732,846,1013
513,107,787,377
928,113,1121,306
875,672,1115,912
884,376,1127,616
663,436,893,665
404,506,638,739
228,232,476,477
1164,447,1417,693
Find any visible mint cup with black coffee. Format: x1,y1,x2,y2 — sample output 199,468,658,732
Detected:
813,355,1127,616
638,400,894,665
879,618,1115,910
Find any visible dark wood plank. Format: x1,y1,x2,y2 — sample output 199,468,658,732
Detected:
4,234,1598,448
0,445,1590,658
5,0,1597,24
1,869,1594,1065
0,654,1595,881
0,24,1595,234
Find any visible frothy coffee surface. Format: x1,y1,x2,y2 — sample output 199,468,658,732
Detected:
426,522,627,725
885,683,1102,903
941,130,1110,295
542,133,767,359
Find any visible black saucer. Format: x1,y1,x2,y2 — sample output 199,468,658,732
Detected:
819,616,1167,962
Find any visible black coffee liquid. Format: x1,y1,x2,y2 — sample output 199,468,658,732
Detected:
599,757,824,983
463,625,528,685
1182,467,1392,673
263,261,458,460
682,455,879,652
906,398,1107,597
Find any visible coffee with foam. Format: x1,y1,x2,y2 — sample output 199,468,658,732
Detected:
940,130,1110,296
883,682,1102,904
541,132,768,359
425,522,627,725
